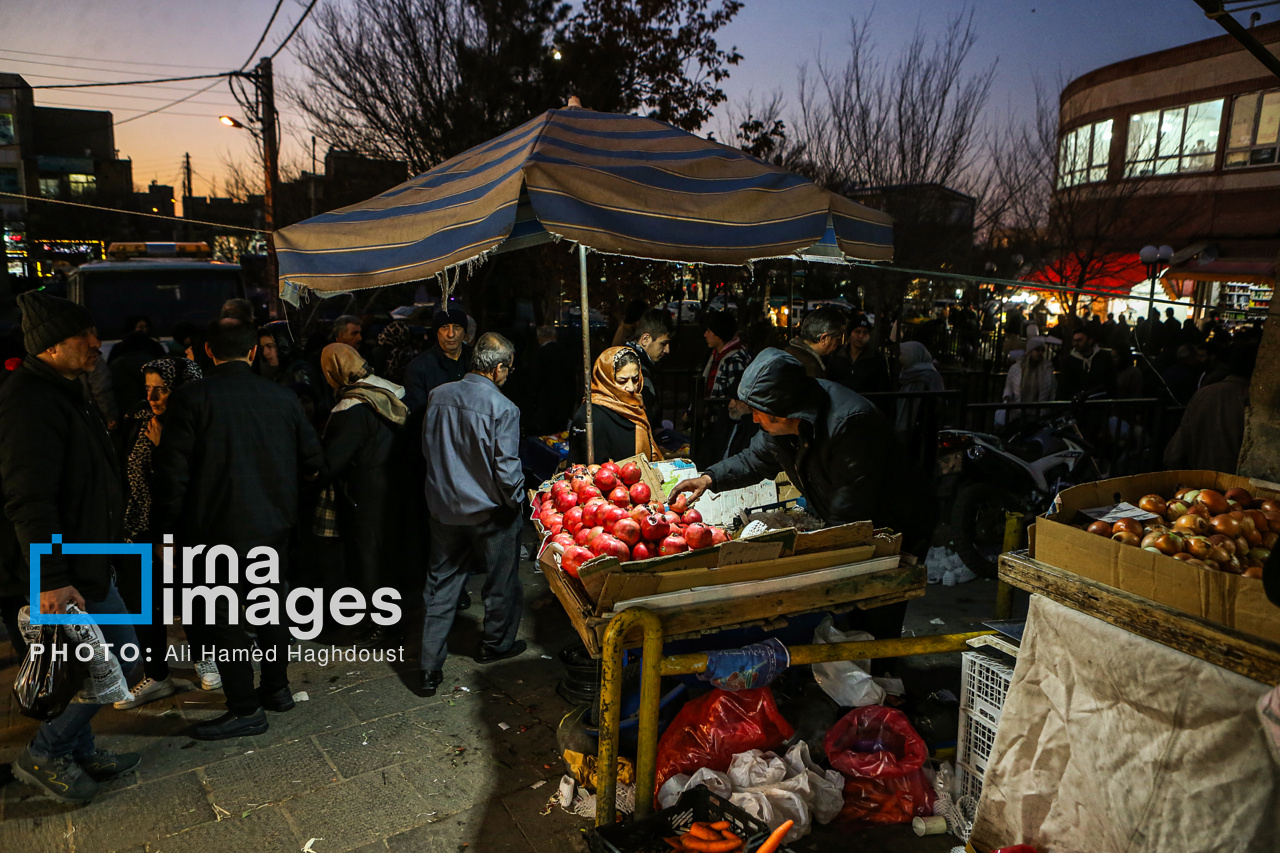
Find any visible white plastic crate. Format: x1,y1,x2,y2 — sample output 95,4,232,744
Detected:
956,708,998,800
960,650,1014,727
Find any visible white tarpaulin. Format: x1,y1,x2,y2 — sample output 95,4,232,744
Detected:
971,595,1280,853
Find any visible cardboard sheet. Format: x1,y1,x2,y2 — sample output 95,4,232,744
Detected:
971,595,1280,853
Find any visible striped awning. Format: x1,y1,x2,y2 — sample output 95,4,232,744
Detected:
275,107,893,300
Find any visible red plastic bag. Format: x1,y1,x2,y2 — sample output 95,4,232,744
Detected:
823,705,936,826
654,687,795,793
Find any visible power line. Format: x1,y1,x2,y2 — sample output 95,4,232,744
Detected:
31,72,235,90
269,0,320,59
0,56,244,81
32,87,238,106
0,48,227,70
241,0,287,70
0,190,261,232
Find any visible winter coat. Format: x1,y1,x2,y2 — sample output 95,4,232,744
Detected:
153,360,325,546
403,344,471,413
0,355,125,600
323,392,413,593
828,347,893,395
1163,376,1249,473
569,404,642,465
895,342,945,435
705,349,934,551
1060,345,1116,399
784,339,825,378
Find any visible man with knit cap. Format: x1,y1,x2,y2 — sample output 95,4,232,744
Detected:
0,291,141,804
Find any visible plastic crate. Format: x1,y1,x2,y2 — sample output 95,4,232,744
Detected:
960,650,1014,728
956,707,998,800
587,785,795,853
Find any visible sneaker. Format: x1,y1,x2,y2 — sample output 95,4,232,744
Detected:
76,749,141,782
113,676,177,710
195,659,222,691
13,750,101,804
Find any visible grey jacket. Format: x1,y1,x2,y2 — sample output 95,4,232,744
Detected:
423,374,524,525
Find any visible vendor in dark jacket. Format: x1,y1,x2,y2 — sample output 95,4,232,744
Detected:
569,347,660,464
403,309,471,413
0,291,141,804
827,312,892,394
320,343,412,612
669,348,935,554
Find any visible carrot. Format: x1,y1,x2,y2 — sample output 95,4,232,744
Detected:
709,821,731,831
687,823,721,840
720,830,742,844
754,819,793,853
679,837,742,852
664,838,684,850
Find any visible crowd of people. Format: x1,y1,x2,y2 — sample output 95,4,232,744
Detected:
0,283,1268,806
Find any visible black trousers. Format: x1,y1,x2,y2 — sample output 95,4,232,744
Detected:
182,536,293,716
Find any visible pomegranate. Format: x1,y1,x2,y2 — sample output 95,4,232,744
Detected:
593,468,617,491
613,517,642,547
631,541,654,561
671,493,690,515
560,545,595,578
619,462,642,486
570,473,591,493
564,506,584,534
629,482,651,505
573,527,591,546
553,490,578,513
710,527,729,545
584,525,605,544
684,523,714,549
663,510,681,527
578,485,602,502
640,513,670,541
628,504,649,523
582,502,601,528
598,535,631,561
681,509,703,525
601,505,628,531
658,534,688,555
545,518,563,536
609,486,631,508
601,461,621,476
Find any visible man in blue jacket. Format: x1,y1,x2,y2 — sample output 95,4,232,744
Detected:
418,333,526,696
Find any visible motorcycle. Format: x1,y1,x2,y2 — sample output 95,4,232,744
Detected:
936,408,1109,577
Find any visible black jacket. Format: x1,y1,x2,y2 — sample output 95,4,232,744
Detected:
705,349,932,548
0,355,125,599
569,404,640,465
624,343,662,429
828,348,892,395
403,345,471,413
154,360,325,546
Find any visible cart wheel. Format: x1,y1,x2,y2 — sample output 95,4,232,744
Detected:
952,482,1024,579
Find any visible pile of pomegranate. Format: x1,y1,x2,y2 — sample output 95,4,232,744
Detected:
532,461,731,578
1083,487,1277,578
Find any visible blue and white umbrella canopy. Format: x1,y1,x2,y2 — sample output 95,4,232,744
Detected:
275,106,893,301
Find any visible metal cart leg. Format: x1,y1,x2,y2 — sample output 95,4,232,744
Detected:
996,511,1023,619
596,608,663,827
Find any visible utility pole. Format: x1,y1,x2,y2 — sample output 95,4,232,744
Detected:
310,135,317,219
182,152,193,241
255,56,282,318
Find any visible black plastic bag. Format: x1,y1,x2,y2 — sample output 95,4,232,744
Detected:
13,624,89,721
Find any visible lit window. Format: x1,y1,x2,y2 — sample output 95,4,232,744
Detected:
1057,119,1113,188
39,177,60,197
68,173,95,198
1125,98,1223,177
1224,90,1280,169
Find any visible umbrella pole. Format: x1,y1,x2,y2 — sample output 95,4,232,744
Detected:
580,243,594,463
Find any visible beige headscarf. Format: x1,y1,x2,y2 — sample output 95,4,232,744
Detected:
321,343,408,426
590,346,658,461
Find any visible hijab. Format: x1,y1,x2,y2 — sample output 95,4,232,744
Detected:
898,341,945,392
321,343,409,426
377,319,417,384
1019,337,1050,403
140,356,203,420
591,346,658,461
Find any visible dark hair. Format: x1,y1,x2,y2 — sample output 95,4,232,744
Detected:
798,306,847,342
632,308,673,342
205,317,259,360
331,314,360,339
704,310,737,342
220,298,255,323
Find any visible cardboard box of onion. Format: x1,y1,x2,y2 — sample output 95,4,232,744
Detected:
529,455,922,656
1031,469,1280,644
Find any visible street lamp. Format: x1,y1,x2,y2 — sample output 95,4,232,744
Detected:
219,115,245,128
1139,243,1173,348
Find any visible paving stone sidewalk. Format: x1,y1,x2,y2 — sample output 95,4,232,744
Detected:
0,555,997,852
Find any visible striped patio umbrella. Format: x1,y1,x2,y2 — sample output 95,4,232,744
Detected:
275,105,893,301
274,104,894,463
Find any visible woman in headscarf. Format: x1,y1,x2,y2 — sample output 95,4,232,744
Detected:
372,319,418,386
999,337,1056,427
320,343,412,637
895,341,946,436
569,347,659,464
114,356,205,709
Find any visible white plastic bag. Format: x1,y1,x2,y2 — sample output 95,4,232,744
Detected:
782,742,845,825
17,605,132,705
719,744,846,842
811,616,885,707
657,767,733,809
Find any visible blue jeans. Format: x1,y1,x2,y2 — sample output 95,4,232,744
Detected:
30,582,138,760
